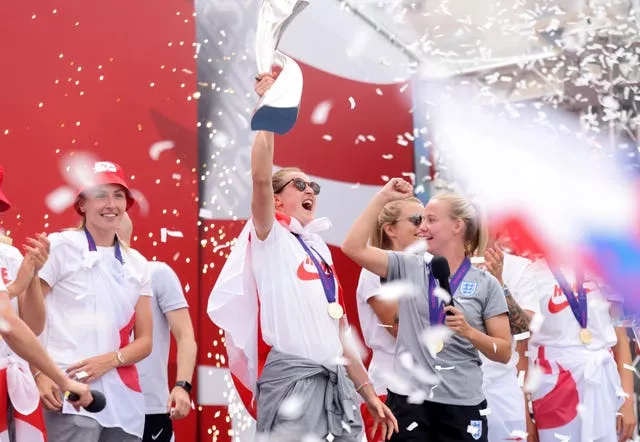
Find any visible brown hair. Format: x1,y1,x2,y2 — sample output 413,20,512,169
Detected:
432,192,488,257
272,167,303,194
371,197,423,250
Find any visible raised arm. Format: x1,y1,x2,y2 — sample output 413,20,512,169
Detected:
342,178,414,278
251,74,277,240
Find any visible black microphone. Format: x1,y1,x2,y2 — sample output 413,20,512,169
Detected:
67,390,107,413
431,256,454,315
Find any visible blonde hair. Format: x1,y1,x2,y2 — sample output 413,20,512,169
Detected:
272,167,303,193
433,192,488,257
371,197,422,250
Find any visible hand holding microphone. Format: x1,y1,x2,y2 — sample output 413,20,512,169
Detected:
64,378,106,412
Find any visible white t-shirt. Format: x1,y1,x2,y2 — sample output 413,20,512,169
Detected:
138,261,189,415
38,230,152,369
526,262,617,350
356,269,395,396
480,253,534,379
0,243,24,357
250,220,343,364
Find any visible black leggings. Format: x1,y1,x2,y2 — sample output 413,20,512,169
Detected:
386,391,489,442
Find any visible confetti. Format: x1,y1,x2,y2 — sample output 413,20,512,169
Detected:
514,331,531,341
479,407,491,416
470,256,485,264
553,432,570,441
148,140,175,160
492,342,497,353
529,313,544,333
510,430,528,439
524,365,544,393
278,395,304,420
322,134,333,141
45,186,76,213
160,228,184,243
310,100,332,125
406,422,418,431
377,280,419,301
348,96,356,110
434,287,451,304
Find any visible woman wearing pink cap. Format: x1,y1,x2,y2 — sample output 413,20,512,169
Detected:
33,161,153,442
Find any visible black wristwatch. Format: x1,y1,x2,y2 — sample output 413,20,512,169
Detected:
175,380,192,395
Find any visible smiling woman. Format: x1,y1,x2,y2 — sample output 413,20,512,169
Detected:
33,161,153,442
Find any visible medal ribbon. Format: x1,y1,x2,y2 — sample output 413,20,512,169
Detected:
84,227,124,265
428,257,472,325
548,264,587,329
293,234,336,304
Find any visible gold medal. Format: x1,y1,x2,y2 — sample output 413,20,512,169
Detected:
327,302,344,320
579,328,592,345
434,339,444,354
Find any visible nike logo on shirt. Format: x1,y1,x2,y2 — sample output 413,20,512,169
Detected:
296,256,331,281
547,284,593,314
152,428,164,440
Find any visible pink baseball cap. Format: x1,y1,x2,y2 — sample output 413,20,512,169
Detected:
0,165,11,212
73,161,135,215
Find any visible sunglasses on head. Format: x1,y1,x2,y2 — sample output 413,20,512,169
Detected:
277,177,321,195
396,214,423,227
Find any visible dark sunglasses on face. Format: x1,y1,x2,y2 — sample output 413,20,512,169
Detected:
396,214,423,227
277,177,321,195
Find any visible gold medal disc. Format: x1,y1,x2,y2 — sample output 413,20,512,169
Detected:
327,302,344,320
579,328,592,345
434,339,444,354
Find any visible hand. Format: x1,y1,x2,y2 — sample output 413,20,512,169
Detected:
444,305,472,338
35,373,62,411
255,72,278,97
167,386,192,420
617,398,636,441
378,178,414,203
66,353,116,384
484,247,504,285
63,378,94,411
526,412,539,442
365,396,398,441
22,233,50,274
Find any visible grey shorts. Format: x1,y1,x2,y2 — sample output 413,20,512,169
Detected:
43,410,141,442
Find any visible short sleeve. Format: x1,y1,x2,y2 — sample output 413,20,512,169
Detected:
38,233,68,288
150,262,189,313
483,274,509,319
356,269,382,302
3,246,23,286
511,263,541,314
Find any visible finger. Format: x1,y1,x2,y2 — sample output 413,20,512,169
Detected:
370,421,379,440
41,395,57,411
48,390,62,409
386,420,393,440
391,412,399,432
616,415,622,435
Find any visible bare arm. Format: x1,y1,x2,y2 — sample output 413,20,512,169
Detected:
18,276,46,335
166,308,197,383
505,291,531,335
120,296,153,364
342,178,413,278
251,130,276,240
367,297,398,338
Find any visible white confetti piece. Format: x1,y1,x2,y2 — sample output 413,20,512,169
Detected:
510,430,528,439
434,287,451,304
623,363,637,373
429,385,438,399
524,365,544,393
45,186,76,214
470,256,485,264
348,96,356,110
377,280,419,301
553,432,570,441
529,313,544,333
341,421,351,433
310,100,332,125
407,389,428,405
576,403,587,418
160,228,184,243
149,140,175,160
492,342,497,353
517,370,526,388
375,88,383,96
322,134,333,141
326,433,335,442
0,318,10,333
406,422,418,431
514,331,531,341
404,239,427,255
198,208,213,219
479,407,491,416
435,365,455,371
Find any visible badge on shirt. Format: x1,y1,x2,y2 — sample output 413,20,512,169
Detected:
468,420,483,440
459,282,478,297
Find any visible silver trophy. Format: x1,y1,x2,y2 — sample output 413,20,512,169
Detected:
251,0,309,135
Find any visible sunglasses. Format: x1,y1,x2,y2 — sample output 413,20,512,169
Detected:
396,214,423,227
276,177,321,195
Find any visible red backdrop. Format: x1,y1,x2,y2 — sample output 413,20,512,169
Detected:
0,1,199,440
